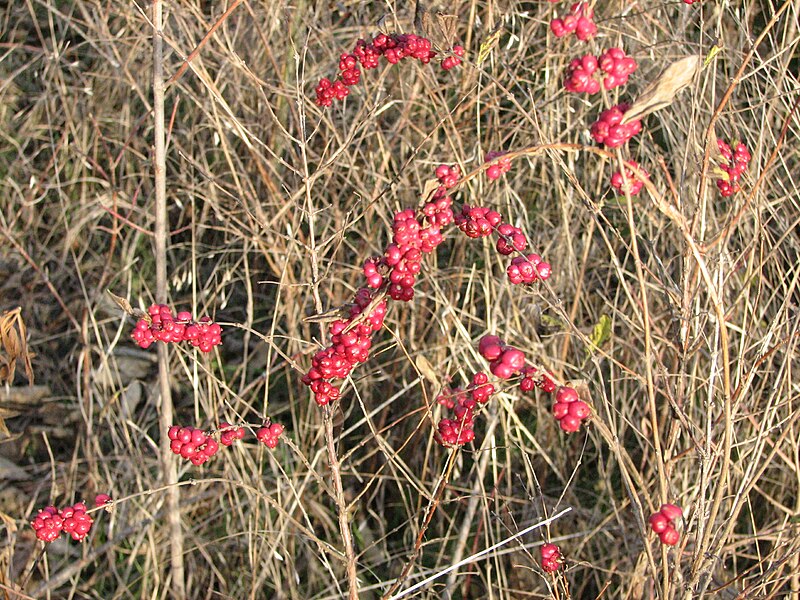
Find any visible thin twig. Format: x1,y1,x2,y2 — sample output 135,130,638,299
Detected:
152,1,185,596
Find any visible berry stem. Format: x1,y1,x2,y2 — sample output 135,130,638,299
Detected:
152,2,185,596
299,69,360,597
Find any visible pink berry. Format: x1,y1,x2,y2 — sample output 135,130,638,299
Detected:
556,386,579,403
649,512,669,534
552,402,570,420
94,494,112,508
659,527,680,546
559,415,582,432
478,335,504,360
660,503,683,521
568,400,591,419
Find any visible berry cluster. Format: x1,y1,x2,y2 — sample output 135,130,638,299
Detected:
715,139,751,197
590,104,642,148
436,372,496,446
256,421,286,449
302,290,388,405
302,165,459,406
610,160,649,196
168,426,220,465
649,503,683,546
480,335,590,434
31,500,103,543
564,48,637,94
550,3,597,41
131,304,222,353
315,33,464,107
454,205,551,286
219,422,246,446
507,254,552,285
441,45,466,71
551,385,591,432
540,543,563,573
168,421,284,464
519,365,557,394
479,335,527,379
485,151,512,180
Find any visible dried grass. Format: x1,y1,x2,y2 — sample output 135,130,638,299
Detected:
1,0,799,597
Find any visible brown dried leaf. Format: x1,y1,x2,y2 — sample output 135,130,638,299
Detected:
434,11,458,48
107,290,148,321
419,178,442,204
414,1,458,48
415,355,440,388
622,56,701,124
0,308,34,386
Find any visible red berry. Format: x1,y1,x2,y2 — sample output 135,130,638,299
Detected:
660,503,683,521
649,512,669,534
659,527,680,545
559,415,582,432
552,402,570,420
556,386,579,403
94,494,112,508
568,400,591,419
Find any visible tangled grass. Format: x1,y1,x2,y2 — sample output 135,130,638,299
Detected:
1,0,799,597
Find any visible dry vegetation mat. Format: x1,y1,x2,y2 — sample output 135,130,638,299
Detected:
1,0,799,597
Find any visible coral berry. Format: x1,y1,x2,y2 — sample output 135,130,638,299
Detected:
540,543,563,572
611,160,649,196
591,104,642,148
649,503,683,545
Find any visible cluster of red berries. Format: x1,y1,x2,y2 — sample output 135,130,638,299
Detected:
454,205,551,286
168,421,284,464
610,160,649,196
168,426,221,465
315,33,464,106
507,254,552,285
302,165,458,406
519,365,557,394
551,385,591,432
435,372,496,446
31,496,110,543
256,421,285,448
590,103,642,148
441,45,466,71
540,543,563,573
485,151,512,180
479,335,590,434
550,3,597,41
715,139,751,197
564,48,637,94
479,335,527,379
649,503,683,546
302,290,388,406
131,304,222,353
219,422,246,446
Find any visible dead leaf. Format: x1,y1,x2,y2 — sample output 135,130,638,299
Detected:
107,290,149,321
434,11,458,48
415,355,440,388
414,1,459,48
622,55,701,124
419,178,442,204
0,308,34,386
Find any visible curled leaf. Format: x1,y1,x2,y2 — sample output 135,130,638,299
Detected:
622,55,701,124
107,290,148,321
0,308,34,386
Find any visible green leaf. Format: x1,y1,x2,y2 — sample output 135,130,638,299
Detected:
586,315,612,358
477,25,503,65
